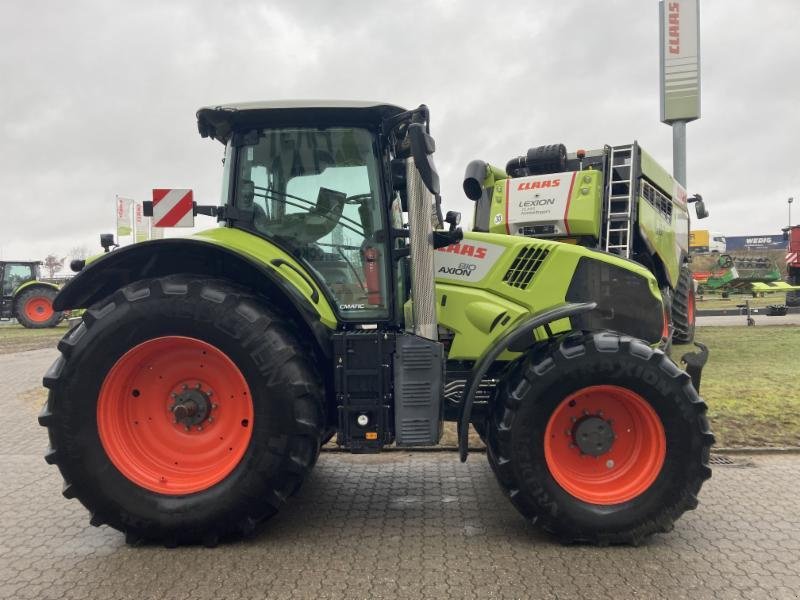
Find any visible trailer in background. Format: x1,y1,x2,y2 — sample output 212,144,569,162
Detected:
690,229,726,253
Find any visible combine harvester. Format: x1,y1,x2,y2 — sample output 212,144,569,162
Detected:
464,142,708,343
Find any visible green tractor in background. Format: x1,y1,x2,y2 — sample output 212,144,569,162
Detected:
41,102,712,547
464,143,709,344
0,261,64,328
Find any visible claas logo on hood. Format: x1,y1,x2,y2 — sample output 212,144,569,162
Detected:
437,243,488,259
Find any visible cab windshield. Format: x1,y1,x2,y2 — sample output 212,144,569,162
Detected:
234,127,388,319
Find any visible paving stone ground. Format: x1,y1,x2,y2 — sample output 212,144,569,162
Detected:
1,347,799,599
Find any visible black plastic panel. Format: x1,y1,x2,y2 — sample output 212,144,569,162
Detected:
566,257,663,343
333,331,395,452
394,335,444,446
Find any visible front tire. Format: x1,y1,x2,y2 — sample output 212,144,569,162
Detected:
40,276,324,545
671,265,696,343
15,287,63,328
487,332,713,545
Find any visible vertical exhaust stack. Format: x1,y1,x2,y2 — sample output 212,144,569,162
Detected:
406,157,438,340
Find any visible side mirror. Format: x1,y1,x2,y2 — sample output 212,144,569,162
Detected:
695,199,709,219
783,230,789,242
408,123,440,195
688,194,709,219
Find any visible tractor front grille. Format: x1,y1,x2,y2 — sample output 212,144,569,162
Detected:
503,245,550,290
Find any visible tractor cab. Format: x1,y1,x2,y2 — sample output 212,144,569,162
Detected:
1,261,38,296
196,101,445,326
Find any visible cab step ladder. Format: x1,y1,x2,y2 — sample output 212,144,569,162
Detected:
603,145,635,258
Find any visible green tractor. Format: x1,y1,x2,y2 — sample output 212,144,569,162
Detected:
0,261,64,328
464,143,710,343
41,102,712,546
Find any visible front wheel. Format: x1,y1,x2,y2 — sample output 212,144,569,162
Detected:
40,276,324,545
487,331,714,545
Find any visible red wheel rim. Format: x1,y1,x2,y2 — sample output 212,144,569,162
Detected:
687,288,695,325
97,336,254,495
24,297,54,322
544,385,666,505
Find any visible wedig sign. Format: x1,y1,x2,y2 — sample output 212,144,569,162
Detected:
659,0,700,123
725,235,787,251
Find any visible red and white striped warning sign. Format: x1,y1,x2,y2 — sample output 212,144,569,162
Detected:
787,252,798,265
152,189,194,227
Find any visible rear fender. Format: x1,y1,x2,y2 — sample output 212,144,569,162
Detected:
14,279,59,296
13,281,60,308
55,238,334,357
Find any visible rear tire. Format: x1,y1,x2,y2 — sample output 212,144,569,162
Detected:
40,276,324,545
15,286,63,328
671,266,696,343
486,331,713,545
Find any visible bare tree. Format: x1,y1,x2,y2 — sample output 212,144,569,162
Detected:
43,254,65,278
68,244,91,260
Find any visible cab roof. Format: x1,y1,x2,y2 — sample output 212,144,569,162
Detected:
196,100,408,143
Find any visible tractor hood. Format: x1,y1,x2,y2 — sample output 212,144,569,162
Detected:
197,100,407,143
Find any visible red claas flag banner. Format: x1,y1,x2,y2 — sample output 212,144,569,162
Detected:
134,201,149,243
116,196,133,239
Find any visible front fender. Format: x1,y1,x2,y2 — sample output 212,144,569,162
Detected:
457,301,597,461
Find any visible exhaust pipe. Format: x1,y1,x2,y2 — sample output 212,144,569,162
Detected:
463,160,488,201
406,157,438,340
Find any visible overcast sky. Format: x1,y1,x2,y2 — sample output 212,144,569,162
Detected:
1,0,798,263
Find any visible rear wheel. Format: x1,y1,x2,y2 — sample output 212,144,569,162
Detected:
671,265,696,343
15,286,63,328
487,331,713,545
40,276,324,545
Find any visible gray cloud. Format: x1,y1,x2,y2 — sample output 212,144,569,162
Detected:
1,0,798,261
